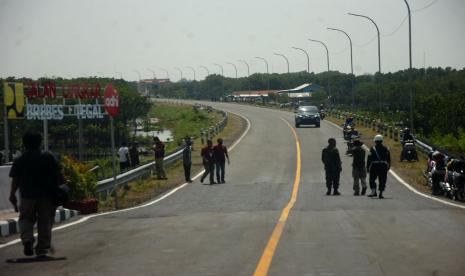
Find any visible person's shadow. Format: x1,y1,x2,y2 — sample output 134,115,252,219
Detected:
6,256,67,263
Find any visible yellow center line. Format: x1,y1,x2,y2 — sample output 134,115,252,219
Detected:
253,118,302,276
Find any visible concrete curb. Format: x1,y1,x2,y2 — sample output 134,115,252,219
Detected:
0,208,80,237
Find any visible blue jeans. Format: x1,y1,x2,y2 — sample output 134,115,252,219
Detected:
216,162,225,183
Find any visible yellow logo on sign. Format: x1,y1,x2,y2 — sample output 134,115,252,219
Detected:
3,82,25,119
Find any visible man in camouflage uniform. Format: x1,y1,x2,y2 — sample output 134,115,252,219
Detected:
322,138,342,195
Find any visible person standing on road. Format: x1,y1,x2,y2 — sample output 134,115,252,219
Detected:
9,132,62,257
118,142,130,172
182,137,193,183
129,142,140,168
349,139,367,196
213,138,230,184
153,136,167,180
322,138,342,195
367,134,391,199
430,151,447,195
200,140,216,184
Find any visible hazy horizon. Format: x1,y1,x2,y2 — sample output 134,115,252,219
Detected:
1,0,464,81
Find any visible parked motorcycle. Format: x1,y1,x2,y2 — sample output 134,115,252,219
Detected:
400,140,419,162
447,159,465,201
439,171,455,199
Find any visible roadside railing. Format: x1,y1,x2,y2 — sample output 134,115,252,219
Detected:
327,109,436,155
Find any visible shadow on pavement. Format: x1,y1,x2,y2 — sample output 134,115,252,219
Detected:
6,256,67,263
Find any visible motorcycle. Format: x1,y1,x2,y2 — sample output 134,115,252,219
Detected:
400,140,419,162
447,159,465,201
319,109,326,120
345,131,360,155
343,125,354,141
439,171,455,199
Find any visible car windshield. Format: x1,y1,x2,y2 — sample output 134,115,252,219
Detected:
298,106,318,113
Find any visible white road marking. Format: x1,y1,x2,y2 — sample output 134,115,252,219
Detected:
324,119,465,210
0,109,251,249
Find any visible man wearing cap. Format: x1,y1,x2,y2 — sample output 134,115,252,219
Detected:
322,138,342,195
349,139,367,196
367,134,391,199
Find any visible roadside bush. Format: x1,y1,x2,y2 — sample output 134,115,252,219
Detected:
62,156,97,200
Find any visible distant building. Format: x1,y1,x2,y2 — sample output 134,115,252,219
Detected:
137,79,171,95
227,90,279,102
277,83,324,102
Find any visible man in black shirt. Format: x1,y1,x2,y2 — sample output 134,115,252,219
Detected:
9,132,61,257
322,138,342,195
213,138,230,184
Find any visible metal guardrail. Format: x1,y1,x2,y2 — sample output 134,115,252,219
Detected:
96,147,184,193
96,106,228,194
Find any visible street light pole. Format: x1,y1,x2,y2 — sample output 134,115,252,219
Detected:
308,38,330,100
327,27,354,109
273,53,290,73
254,57,270,90
237,60,250,77
348,13,381,72
133,70,141,93
226,62,238,78
291,47,310,73
186,66,196,80
254,57,269,74
199,66,210,78
213,63,224,76
348,12,382,114
173,67,183,81
237,60,251,91
403,0,414,131
147,68,157,79
159,68,169,80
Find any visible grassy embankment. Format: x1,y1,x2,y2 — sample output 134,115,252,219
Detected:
99,103,246,211
326,116,431,194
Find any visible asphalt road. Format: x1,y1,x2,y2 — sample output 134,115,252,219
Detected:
1,102,465,276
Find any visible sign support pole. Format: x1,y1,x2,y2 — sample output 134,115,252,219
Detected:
110,116,119,208
3,101,9,163
78,99,83,161
42,98,49,151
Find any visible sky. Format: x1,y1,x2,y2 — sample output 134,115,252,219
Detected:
1,0,464,81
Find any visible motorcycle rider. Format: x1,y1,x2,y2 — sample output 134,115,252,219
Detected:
430,151,447,195
400,128,414,144
367,134,391,199
344,116,354,128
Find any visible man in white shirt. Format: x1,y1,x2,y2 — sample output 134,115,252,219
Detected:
118,142,130,172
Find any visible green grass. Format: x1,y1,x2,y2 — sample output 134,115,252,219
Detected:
149,103,222,152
